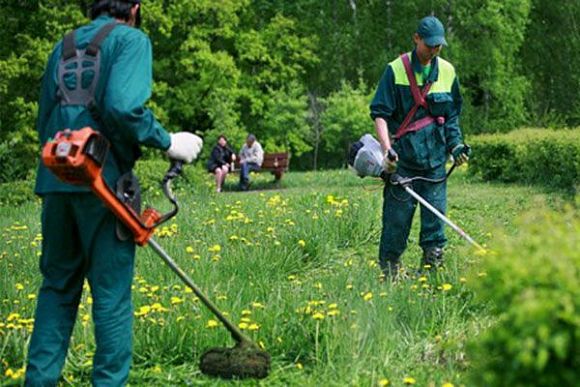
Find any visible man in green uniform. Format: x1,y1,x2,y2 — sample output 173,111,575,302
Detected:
370,15,471,277
26,1,202,385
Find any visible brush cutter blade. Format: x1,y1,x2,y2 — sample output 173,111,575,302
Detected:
200,343,271,379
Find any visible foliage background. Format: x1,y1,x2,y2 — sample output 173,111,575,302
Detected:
1,0,579,180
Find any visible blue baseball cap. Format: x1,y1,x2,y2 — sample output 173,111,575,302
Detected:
417,16,447,47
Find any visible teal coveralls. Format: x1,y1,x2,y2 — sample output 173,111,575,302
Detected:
27,16,170,386
370,50,464,268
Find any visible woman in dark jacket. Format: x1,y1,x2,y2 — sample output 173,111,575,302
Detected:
207,135,236,192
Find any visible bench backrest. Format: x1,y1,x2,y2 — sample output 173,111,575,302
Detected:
262,152,290,170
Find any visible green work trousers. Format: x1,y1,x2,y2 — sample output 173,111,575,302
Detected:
379,165,447,268
26,193,135,386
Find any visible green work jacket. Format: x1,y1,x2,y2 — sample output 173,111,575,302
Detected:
370,50,463,171
35,15,171,195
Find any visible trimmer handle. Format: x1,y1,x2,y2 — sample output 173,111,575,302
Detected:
155,159,184,226
386,148,397,162
163,160,184,184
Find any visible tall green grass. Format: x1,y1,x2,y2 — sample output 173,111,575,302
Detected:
0,168,567,386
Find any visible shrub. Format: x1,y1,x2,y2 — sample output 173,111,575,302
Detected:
0,179,35,206
134,158,208,196
467,208,579,386
468,128,580,192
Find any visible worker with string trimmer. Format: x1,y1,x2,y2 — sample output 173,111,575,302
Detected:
26,1,203,385
369,15,473,279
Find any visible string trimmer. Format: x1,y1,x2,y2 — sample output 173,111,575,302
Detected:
382,147,486,253
41,127,271,379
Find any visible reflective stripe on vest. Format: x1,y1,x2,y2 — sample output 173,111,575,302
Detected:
390,52,456,93
390,53,456,139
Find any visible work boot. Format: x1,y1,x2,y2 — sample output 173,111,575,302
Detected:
380,257,406,281
420,247,444,271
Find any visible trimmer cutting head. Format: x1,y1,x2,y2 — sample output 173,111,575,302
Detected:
200,341,271,379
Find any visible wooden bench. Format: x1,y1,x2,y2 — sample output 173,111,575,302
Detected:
234,152,290,181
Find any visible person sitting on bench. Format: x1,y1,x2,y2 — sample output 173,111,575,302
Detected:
238,134,263,191
207,134,236,193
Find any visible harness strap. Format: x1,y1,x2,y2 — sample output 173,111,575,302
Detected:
395,53,436,140
86,22,117,56
62,31,77,60
58,23,118,106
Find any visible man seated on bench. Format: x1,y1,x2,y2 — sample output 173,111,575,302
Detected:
238,133,264,191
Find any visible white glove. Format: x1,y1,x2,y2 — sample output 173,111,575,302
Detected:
167,132,203,163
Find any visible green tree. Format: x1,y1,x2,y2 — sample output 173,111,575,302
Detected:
520,0,580,127
260,82,311,156
451,0,532,132
320,81,372,167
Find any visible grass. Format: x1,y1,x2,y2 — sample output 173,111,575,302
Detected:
0,166,567,386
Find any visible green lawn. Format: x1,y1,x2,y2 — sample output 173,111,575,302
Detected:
0,167,565,386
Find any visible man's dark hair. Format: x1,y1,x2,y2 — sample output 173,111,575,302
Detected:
90,0,140,24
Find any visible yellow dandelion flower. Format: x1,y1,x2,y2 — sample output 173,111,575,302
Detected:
312,312,325,320
379,378,390,386
238,322,249,330
296,362,303,370
403,376,416,384
15,283,24,291
248,323,260,331
151,303,168,312
297,240,306,247
327,310,340,317
27,294,36,300
442,283,453,291
241,309,252,316
170,297,184,305
442,383,454,387
363,292,373,301
208,244,221,253
135,306,151,317
185,246,194,254
252,302,265,309
328,303,338,309
206,319,219,328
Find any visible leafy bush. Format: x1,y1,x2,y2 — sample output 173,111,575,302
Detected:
467,208,579,386
0,179,35,206
134,158,209,197
468,128,580,192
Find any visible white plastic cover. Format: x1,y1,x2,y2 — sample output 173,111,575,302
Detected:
352,134,384,178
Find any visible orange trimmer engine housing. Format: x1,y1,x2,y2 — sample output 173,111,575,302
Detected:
42,127,160,245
